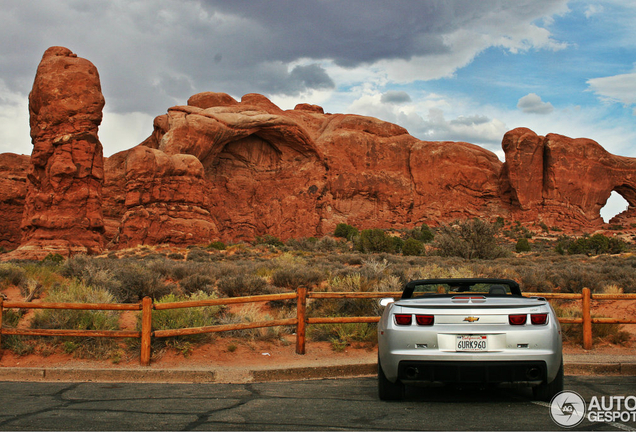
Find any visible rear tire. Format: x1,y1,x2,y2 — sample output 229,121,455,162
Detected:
533,359,564,402
378,356,404,401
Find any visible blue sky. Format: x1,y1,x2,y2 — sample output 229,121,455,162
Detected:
0,0,634,219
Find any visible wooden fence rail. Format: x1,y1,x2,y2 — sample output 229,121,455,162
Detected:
1,287,635,365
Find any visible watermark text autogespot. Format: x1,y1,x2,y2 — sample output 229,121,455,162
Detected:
587,396,636,423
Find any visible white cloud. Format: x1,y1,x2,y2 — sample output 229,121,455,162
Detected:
517,93,555,114
0,80,30,155
100,111,154,157
587,71,636,108
585,4,604,18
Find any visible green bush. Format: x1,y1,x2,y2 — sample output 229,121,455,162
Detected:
354,229,396,253
556,233,626,256
434,219,508,260
402,238,424,256
414,223,435,243
42,253,65,264
515,237,531,252
334,223,359,240
255,234,284,247
207,241,227,251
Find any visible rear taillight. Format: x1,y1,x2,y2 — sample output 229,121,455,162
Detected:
531,313,548,325
394,314,412,325
415,314,434,326
509,314,527,325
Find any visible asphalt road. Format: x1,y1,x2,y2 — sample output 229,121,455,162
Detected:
0,376,634,431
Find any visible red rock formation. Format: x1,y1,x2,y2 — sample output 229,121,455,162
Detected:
116,146,217,248
5,47,105,259
3,47,636,256
0,153,30,250
501,128,636,229
105,93,636,246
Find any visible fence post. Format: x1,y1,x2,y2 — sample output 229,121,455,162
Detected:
140,296,153,366
0,297,3,360
582,287,592,350
296,287,307,355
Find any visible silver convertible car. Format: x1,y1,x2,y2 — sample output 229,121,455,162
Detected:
377,278,563,401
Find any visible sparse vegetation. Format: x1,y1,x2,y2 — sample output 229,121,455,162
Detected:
435,219,508,260
1,225,634,358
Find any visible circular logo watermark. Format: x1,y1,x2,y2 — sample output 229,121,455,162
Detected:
550,391,586,428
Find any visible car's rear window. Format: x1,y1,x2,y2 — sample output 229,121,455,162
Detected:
411,282,514,297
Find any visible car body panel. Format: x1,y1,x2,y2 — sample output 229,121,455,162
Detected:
378,278,562,387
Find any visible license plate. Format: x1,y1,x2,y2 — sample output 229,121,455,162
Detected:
456,335,487,352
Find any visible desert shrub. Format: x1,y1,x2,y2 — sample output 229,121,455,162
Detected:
108,261,172,302
179,274,216,295
317,236,343,252
285,237,318,251
207,241,227,251
354,229,396,253
515,237,531,253
434,219,508,260
255,234,284,247
402,238,424,256
334,223,359,240
546,263,602,293
217,274,269,297
514,266,555,293
0,263,27,288
271,265,324,289
30,281,120,359
150,291,223,355
31,281,119,331
167,253,185,260
0,309,30,354
308,322,377,351
556,234,627,256
219,303,293,341
407,223,434,243
166,261,206,281
186,248,211,262
41,253,65,265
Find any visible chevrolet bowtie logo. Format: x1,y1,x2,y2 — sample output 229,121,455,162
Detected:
463,316,479,322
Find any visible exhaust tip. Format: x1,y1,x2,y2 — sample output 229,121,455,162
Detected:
526,367,541,380
405,367,419,379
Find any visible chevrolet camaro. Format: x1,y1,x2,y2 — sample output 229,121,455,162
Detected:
377,278,563,401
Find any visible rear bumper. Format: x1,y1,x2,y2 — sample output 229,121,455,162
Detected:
397,360,546,385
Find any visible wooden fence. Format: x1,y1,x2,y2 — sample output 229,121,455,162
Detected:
1,287,635,365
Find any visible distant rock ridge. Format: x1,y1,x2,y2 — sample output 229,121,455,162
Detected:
0,47,634,258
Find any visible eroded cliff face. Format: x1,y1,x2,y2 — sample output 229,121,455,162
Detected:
1,47,635,257
0,153,30,250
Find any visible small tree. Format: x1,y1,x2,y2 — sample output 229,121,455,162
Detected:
334,223,359,240
402,238,424,256
355,229,395,253
434,219,507,260
515,237,531,253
